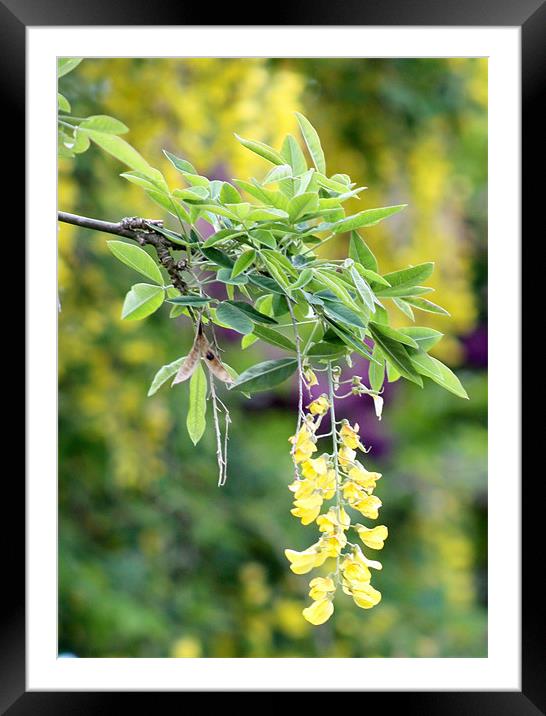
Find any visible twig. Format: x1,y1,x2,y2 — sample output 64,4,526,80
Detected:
209,375,227,487
58,210,188,294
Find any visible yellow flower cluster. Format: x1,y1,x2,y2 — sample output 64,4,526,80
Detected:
285,407,388,626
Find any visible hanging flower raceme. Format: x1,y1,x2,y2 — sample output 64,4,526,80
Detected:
284,368,388,626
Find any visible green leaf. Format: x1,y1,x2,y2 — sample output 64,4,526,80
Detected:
232,250,256,278
380,262,434,291
354,264,390,287
398,327,443,352
79,115,129,134
248,273,285,295
219,182,242,204
405,297,450,316
166,295,211,307
147,356,186,396
146,191,190,224
248,207,289,222
315,270,360,312
234,134,285,165
292,268,314,290
163,149,196,174
200,247,234,269
350,266,376,313
225,301,278,325
82,129,152,175
314,173,350,193
288,192,319,222
251,325,296,351
121,283,165,321
324,320,376,362
409,352,468,399
333,205,407,234
175,186,209,202
186,363,208,445
295,113,326,174
250,229,277,249
145,222,189,247
58,93,71,112
215,303,254,334
321,300,366,329
231,358,298,393
107,241,164,284
263,164,293,185
307,341,348,359
349,231,379,272
57,58,82,78
369,324,422,386
392,297,415,320
368,346,385,392
281,134,308,175
369,321,419,349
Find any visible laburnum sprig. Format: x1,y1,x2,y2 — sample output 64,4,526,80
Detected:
285,362,388,625
59,89,469,618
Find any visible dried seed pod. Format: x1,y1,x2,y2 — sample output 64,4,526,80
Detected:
171,324,202,385
198,331,233,384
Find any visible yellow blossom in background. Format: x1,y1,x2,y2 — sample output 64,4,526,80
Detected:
171,636,202,658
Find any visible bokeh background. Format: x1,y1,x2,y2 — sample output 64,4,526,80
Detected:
58,58,487,658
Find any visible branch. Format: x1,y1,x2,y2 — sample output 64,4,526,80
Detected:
58,211,188,293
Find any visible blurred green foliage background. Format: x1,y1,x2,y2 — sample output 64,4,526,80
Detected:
58,58,487,658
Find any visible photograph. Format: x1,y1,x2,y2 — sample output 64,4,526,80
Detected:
57,56,488,659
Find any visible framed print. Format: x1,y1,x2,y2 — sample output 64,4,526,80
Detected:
7,0,541,710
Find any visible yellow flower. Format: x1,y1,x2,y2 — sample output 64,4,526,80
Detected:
284,544,328,574
341,547,382,592
348,463,382,492
291,493,323,525
300,455,329,480
289,424,317,463
308,394,330,416
352,583,382,609
341,555,371,587
288,477,315,500
317,468,336,499
338,446,356,470
302,597,334,625
355,494,382,520
309,576,336,600
356,524,388,550
317,506,351,535
339,422,362,450
304,368,319,387
318,531,347,558
342,480,367,504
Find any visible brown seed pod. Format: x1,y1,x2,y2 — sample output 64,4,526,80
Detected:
171,324,202,385
198,331,233,384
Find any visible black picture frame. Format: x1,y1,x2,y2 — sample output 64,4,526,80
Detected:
8,0,540,710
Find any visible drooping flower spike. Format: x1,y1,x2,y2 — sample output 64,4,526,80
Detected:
284,364,388,625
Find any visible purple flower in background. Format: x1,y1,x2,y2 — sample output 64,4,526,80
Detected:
462,323,488,368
